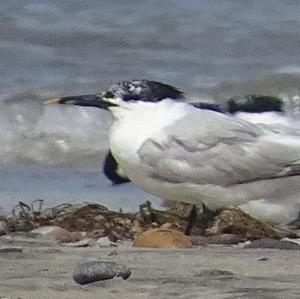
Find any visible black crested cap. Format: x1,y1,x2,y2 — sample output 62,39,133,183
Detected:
225,95,284,114
102,79,184,102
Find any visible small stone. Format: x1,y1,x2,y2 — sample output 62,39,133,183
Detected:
245,238,300,250
96,236,116,247
0,221,8,236
133,228,192,248
108,250,118,256
73,261,131,285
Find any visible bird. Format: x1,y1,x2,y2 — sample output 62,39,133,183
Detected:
46,85,300,226
97,80,285,185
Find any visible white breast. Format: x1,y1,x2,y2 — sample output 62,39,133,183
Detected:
108,100,190,173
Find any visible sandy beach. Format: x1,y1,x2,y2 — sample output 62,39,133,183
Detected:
0,233,299,299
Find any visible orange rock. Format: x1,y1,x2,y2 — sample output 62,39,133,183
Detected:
133,228,192,248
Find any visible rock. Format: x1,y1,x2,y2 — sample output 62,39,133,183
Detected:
73,261,131,285
32,226,80,243
133,228,192,248
245,238,300,250
0,247,23,253
192,234,242,246
207,208,295,240
96,236,116,247
0,221,8,236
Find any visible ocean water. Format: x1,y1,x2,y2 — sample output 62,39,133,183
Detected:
2,0,300,213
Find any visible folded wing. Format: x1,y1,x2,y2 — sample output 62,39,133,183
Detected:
137,109,300,187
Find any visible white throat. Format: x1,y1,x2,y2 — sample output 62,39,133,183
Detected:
108,100,190,168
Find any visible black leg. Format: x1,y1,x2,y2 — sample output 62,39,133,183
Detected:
185,205,197,235
185,203,219,235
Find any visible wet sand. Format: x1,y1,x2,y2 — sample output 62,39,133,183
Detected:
0,234,300,299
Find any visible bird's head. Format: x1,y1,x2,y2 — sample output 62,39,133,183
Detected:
45,80,184,109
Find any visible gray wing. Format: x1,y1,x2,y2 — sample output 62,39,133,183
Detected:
138,109,300,186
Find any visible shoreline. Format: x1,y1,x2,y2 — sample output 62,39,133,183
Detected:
1,235,300,299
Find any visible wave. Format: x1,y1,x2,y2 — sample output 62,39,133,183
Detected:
0,93,111,168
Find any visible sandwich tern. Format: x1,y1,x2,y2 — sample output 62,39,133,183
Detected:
46,88,300,225
99,81,285,185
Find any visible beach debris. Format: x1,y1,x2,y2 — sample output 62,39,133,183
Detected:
245,238,300,250
206,208,297,240
87,229,106,239
287,212,300,229
281,237,300,246
0,221,8,236
1,200,298,246
32,226,81,243
73,261,131,285
133,228,192,248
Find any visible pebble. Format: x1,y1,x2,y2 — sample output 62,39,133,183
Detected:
73,261,131,285
245,238,300,250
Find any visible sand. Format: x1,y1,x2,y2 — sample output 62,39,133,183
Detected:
0,234,300,299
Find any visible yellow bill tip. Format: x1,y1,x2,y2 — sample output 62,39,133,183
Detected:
44,98,61,105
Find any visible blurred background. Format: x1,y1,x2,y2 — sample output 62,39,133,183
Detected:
1,0,300,213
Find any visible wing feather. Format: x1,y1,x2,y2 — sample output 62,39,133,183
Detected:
137,109,300,186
